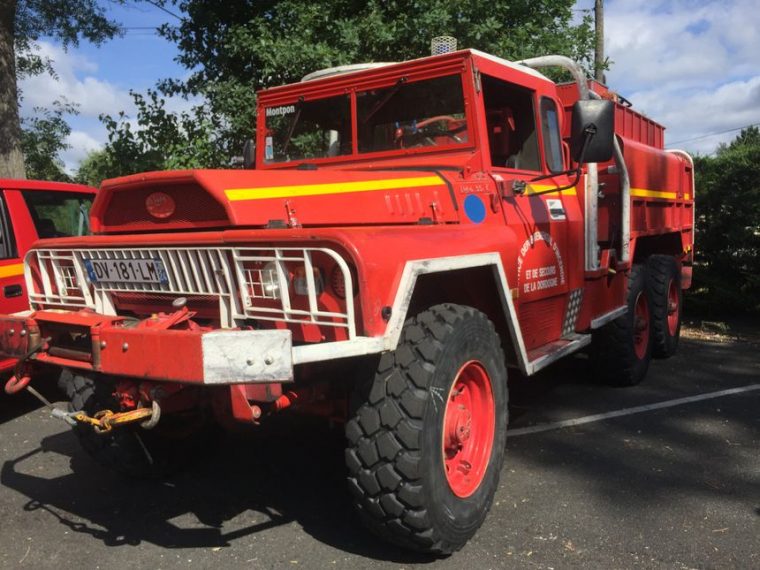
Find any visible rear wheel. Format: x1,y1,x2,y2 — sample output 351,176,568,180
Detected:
346,304,508,554
591,264,652,386
647,255,682,358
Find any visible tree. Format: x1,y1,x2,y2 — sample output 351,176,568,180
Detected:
21,100,76,181
75,148,111,188
0,0,125,179
690,127,760,314
100,0,595,172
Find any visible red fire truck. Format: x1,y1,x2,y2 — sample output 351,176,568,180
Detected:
0,49,693,554
0,179,96,375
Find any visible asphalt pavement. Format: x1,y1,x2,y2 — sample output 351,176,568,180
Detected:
0,326,758,569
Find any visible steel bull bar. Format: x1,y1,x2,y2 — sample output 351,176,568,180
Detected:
0,310,293,430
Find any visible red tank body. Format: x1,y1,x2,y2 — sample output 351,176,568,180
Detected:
0,49,694,553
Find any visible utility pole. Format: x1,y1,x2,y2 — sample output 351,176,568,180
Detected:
594,0,605,83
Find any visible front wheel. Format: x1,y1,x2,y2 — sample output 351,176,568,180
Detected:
346,304,508,554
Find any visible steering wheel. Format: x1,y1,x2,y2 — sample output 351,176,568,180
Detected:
395,115,466,147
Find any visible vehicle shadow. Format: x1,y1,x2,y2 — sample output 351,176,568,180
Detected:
0,414,436,563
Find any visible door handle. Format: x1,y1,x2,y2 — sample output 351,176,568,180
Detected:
4,284,23,298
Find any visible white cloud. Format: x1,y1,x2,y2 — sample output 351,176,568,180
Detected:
603,0,760,154
19,41,134,118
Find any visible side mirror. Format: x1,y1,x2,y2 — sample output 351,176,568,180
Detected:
242,138,256,169
570,100,614,164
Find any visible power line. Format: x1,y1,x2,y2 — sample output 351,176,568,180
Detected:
668,122,760,146
139,0,183,21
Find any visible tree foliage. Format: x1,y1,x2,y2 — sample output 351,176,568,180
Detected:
20,100,76,182
14,0,122,78
97,0,595,173
690,127,760,314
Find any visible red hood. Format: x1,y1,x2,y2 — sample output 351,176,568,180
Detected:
92,169,460,233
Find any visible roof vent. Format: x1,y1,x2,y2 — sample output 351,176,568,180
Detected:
431,36,457,55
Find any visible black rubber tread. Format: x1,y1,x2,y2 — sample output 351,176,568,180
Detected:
646,255,681,358
346,304,508,555
591,264,652,387
59,370,214,478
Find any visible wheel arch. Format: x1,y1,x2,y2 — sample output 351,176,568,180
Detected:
382,254,528,374
631,232,684,264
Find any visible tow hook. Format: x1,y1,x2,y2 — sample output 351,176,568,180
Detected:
71,400,162,434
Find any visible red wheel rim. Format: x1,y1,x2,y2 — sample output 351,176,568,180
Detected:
441,360,495,498
633,292,650,360
666,279,679,336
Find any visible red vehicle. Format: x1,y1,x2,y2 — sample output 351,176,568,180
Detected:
0,179,96,375
0,49,694,554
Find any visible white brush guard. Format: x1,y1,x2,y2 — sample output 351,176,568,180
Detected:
25,246,384,366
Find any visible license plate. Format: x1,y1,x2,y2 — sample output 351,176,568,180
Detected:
83,258,168,285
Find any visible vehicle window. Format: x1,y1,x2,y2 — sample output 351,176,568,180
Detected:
540,97,564,173
357,75,468,153
0,194,17,259
482,75,541,171
264,95,352,163
22,191,93,238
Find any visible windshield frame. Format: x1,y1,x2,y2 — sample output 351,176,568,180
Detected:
256,62,477,168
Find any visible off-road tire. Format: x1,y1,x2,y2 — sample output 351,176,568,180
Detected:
59,371,211,478
591,264,652,386
346,304,508,555
647,255,681,358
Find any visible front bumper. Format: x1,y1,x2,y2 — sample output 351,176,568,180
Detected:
0,311,293,384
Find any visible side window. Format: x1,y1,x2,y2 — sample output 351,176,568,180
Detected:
540,97,564,173
0,193,17,259
21,191,93,238
482,75,541,171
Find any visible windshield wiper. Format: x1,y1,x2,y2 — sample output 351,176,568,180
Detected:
362,77,407,124
282,96,304,155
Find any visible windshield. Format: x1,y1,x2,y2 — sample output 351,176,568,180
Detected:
264,95,352,163
261,73,469,165
357,74,468,153
22,191,93,238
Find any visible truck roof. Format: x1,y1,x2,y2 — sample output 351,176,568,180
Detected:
260,48,553,100
0,179,97,194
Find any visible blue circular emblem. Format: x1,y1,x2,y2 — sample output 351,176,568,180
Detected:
464,194,486,224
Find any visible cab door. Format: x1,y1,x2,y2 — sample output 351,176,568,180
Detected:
481,74,581,350
0,190,27,315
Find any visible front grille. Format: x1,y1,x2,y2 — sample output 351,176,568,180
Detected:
101,185,228,231
26,246,357,336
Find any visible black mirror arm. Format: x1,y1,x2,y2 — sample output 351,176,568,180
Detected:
521,167,583,197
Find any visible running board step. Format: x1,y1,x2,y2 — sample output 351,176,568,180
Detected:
525,333,591,375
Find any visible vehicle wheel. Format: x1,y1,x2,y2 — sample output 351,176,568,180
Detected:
59,371,213,478
346,304,508,554
591,264,652,386
647,255,681,358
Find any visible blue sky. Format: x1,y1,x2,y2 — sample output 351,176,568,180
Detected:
20,0,760,172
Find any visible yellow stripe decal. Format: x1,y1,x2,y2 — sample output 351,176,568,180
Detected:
526,184,577,196
0,263,24,278
630,188,678,200
225,175,446,201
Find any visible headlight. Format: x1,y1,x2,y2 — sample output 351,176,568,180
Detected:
262,261,281,299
